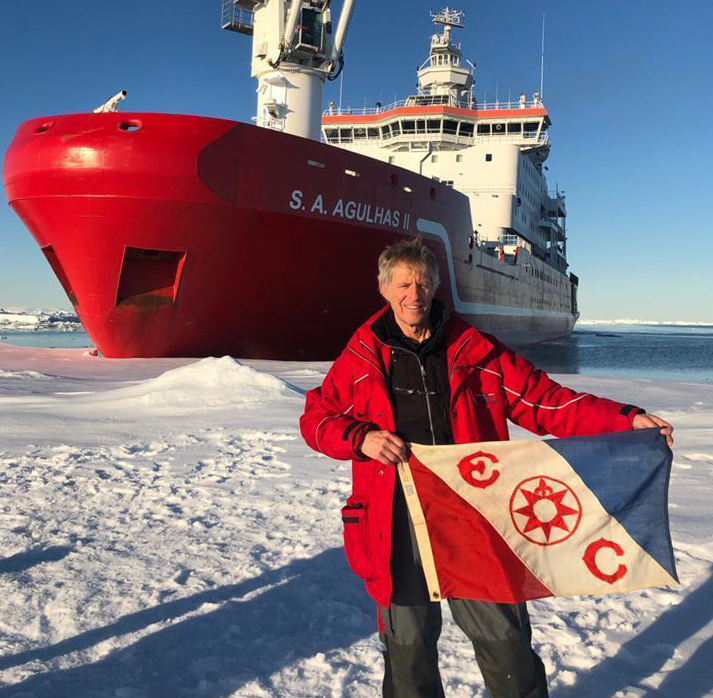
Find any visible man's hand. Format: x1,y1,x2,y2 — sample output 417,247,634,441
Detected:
361,430,408,466
633,412,674,448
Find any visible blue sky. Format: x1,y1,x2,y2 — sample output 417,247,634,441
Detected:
1,0,711,321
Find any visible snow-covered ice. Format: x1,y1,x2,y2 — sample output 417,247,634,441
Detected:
0,309,80,333
577,319,713,328
0,339,711,697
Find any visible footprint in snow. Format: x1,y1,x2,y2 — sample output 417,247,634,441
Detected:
680,452,713,466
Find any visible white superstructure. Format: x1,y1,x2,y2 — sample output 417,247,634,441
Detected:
322,8,569,279
222,0,356,140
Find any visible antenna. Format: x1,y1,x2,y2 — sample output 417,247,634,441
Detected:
540,12,545,100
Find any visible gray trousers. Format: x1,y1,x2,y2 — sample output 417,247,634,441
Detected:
379,599,549,698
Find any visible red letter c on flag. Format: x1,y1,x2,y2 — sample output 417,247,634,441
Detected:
458,451,500,489
583,538,628,584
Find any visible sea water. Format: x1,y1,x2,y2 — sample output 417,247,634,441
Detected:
2,324,712,383
520,324,713,383
0,329,93,350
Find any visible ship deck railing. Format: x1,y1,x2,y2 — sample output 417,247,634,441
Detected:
321,130,549,148
323,96,545,117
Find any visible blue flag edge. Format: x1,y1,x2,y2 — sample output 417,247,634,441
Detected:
545,428,678,582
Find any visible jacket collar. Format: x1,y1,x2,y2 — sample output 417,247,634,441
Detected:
348,305,392,379
349,306,496,388
371,299,448,353
445,319,496,403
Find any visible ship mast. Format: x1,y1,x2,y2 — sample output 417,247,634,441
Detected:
417,8,474,107
222,0,357,140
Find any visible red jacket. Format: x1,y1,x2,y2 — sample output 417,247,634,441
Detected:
300,308,641,606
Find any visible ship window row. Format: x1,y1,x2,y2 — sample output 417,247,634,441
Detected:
530,296,558,308
478,122,540,137
526,266,558,285
324,120,540,144
431,154,464,163
429,54,461,67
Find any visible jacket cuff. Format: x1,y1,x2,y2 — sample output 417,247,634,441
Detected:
619,404,645,428
351,422,379,460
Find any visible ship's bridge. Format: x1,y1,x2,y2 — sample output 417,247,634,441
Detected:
321,96,550,154
322,9,550,156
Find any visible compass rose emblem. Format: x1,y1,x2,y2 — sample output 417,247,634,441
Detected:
509,476,582,546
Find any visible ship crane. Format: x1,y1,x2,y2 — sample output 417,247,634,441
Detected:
222,0,357,140
92,90,127,113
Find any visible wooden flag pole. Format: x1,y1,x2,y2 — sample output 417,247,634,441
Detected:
397,459,443,602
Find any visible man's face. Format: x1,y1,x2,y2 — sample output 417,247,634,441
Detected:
379,263,436,331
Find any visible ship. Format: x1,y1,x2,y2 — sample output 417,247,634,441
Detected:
2,1,578,360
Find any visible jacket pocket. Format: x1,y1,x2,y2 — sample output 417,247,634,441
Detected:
341,498,372,581
467,388,507,408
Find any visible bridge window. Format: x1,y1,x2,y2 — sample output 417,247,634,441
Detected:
477,124,491,135
367,127,379,138
339,128,353,142
508,122,522,133
354,127,367,139
492,123,506,135
416,120,426,134
524,122,539,139
444,120,458,135
402,120,416,134
459,122,474,137
391,122,401,135
324,128,338,142
427,119,441,133
380,125,391,138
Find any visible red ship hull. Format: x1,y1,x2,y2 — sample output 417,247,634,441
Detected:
3,113,576,359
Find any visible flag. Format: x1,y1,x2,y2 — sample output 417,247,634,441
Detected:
401,428,677,603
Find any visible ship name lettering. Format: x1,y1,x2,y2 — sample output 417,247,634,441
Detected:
289,189,303,210
356,202,369,222
310,194,325,214
296,193,405,229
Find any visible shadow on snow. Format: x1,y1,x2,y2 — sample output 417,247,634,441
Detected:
551,568,713,698
0,545,73,574
0,547,374,697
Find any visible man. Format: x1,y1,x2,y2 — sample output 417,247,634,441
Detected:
300,238,673,698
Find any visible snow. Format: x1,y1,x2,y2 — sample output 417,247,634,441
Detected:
0,340,711,697
578,319,713,328
0,309,81,332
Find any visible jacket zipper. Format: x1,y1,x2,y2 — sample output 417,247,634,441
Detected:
395,347,437,446
449,335,472,379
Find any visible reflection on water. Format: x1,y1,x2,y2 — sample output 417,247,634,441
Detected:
519,334,580,374
0,330,92,349
521,326,713,382
2,325,712,383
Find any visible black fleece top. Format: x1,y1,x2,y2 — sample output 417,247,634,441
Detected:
371,300,455,604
